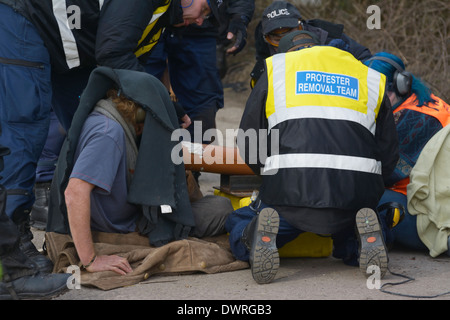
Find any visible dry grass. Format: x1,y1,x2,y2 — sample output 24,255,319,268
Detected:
224,0,449,101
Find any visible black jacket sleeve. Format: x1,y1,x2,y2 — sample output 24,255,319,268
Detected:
374,94,399,185
237,70,269,174
339,33,372,61
217,0,255,43
250,22,272,85
226,0,255,20
306,19,372,61
95,0,155,72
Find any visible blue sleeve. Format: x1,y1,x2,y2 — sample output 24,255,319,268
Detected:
70,118,125,193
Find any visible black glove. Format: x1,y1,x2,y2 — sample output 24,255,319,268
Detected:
227,15,249,55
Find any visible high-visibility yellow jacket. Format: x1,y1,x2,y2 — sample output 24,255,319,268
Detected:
238,46,399,210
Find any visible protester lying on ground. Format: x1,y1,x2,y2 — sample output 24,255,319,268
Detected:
364,52,450,256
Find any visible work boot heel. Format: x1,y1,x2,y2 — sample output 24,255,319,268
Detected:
251,208,280,284
356,208,388,278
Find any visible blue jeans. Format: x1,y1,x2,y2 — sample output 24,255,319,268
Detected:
225,200,359,265
0,4,52,217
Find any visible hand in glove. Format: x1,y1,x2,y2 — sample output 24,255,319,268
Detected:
226,15,249,55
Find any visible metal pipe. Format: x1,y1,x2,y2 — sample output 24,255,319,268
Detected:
182,142,254,175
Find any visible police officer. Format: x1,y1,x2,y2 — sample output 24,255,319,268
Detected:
250,1,372,88
145,0,255,145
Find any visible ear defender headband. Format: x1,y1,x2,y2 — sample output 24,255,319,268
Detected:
135,107,146,124
366,56,413,96
377,202,405,229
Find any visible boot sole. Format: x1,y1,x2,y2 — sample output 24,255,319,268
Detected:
356,208,388,278
250,208,280,284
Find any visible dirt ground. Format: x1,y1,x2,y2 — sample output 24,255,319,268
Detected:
31,83,450,303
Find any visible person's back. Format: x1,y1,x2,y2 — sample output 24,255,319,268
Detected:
260,45,392,212
228,32,398,284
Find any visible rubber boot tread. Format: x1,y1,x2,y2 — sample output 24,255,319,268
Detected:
356,208,388,278
251,208,280,284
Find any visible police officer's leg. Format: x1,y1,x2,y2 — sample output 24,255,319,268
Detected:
0,119,69,300
0,3,54,273
143,33,169,81
31,110,66,230
225,204,257,262
50,67,92,132
226,201,301,284
166,34,224,144
0,182,70,300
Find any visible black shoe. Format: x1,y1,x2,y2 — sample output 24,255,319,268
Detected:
31,182,51,231
356,208,388,278
0,272,70,300
12,208,53,274
249,208,280,284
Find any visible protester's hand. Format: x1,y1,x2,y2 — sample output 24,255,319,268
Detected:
180,114,191,129
226,15,249,55
85,255,133,275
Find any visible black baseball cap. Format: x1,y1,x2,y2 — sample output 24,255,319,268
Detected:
262,1,302,35
277,30,320,53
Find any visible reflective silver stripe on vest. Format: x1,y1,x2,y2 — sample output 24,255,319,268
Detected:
267,53,381,136
52,0,104,69
149,11,165,24
52,0,80,69
263,153,382,175
272,53,287,117
366,67,382,122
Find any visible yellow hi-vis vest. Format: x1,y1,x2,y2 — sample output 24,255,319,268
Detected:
263,46,387,176
134,0,171,58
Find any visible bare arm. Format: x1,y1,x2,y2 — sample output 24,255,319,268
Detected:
65,178,133,275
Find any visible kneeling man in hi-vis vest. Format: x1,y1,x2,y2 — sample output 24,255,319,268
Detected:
225,31,399,284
